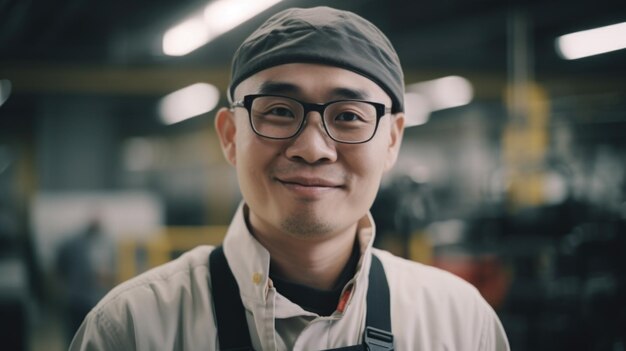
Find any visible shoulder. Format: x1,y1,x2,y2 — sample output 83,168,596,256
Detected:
373,248,483,301
98,245,215,309
71,246,218,350
373,249,509,350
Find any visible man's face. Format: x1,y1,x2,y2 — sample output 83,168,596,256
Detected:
216,63,404,240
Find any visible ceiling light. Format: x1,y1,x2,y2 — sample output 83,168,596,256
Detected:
159,83,220,125
403,92,431,127
163,16,211,56
204,0,282,35
407,76,473,112
163,0,284,56
556,21,626,60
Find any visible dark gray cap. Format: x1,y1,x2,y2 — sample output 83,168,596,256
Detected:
228,6,404,113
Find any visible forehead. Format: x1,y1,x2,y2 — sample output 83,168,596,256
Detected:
233,63,391,105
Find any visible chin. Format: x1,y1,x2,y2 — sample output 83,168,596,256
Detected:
279,211,336,238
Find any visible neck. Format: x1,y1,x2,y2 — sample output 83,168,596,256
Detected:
252,222,359,291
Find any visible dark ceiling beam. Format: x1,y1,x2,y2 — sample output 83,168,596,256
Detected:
2,63,625,100
0,63,516,99
1,63,231,96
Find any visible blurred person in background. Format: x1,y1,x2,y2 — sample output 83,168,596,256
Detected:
55,216,116,345
70,6,509,350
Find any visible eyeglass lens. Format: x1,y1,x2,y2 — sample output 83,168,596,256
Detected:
249,96,378,143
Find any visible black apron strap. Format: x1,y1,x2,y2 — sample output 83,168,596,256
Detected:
209,246,394,351
362,254,394,351
209,246,254,351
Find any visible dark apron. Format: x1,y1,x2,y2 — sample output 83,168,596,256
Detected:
209,246,394,350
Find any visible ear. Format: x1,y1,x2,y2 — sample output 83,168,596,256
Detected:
384,113,405,171
215,107,237,166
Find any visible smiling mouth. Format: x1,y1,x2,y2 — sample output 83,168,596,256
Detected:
276,176,342,188
275,177,343,197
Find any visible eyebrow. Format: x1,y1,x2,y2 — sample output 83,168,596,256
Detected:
256,81,371,101
257,81,301,95
329,87,370,100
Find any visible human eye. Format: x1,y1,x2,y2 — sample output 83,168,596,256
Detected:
328,102,375,126
252,97,300,124
334,112,363,122
265,106,296,118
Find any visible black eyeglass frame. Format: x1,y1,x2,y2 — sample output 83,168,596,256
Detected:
230,94,392,144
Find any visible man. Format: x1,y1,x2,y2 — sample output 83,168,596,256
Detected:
56,217,116,345
71,6,509,350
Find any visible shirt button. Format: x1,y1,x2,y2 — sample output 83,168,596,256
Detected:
252,273,263,285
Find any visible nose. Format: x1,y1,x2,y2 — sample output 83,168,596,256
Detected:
284,112,338,164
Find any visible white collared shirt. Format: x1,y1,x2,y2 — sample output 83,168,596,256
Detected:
70,203,510,350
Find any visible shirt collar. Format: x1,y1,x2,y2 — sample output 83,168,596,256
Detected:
222,202,376,308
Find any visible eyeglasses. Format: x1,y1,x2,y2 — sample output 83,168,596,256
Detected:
231,94,391,144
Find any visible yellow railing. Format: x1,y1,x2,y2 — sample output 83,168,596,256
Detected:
117,225,227,283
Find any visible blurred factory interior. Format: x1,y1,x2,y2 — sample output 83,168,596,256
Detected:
1,0,625,349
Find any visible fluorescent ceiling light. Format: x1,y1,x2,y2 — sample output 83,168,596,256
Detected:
159,83,220,125
163,16,211,56
163,0,284,56
556,21,626,60
204,0,282,34
407,76,473,112
403,92,431,127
